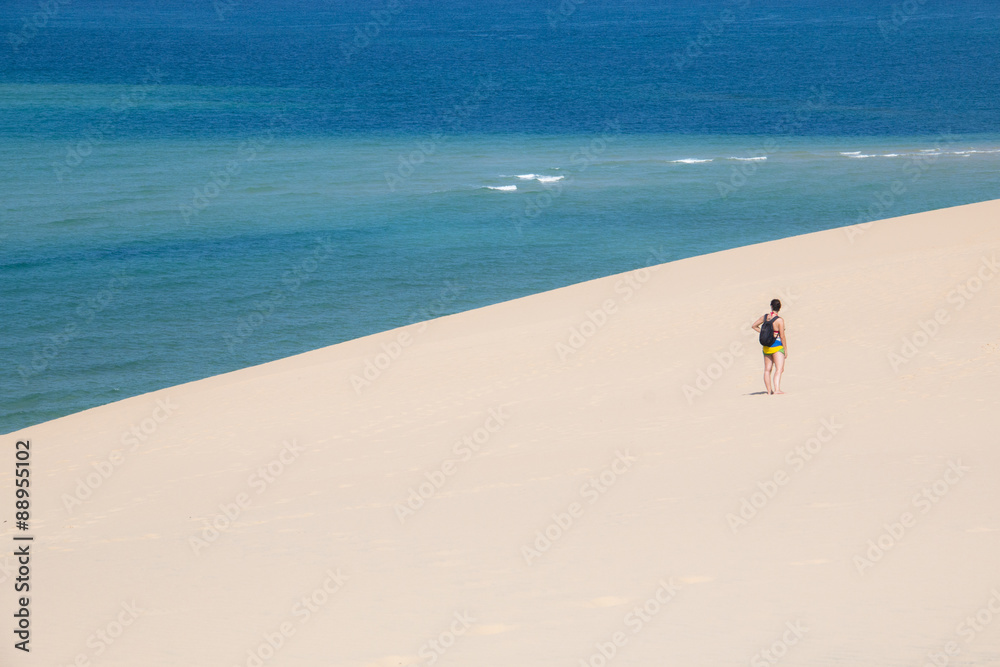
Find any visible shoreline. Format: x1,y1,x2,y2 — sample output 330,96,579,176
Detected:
6,197,1000,435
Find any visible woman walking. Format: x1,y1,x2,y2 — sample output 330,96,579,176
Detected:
752,299,787,395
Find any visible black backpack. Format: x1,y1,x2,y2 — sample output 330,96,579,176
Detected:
759,314,780,346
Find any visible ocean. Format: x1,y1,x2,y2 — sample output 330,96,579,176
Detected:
2,0,999,433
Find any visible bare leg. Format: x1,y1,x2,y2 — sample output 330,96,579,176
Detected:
763,354,773,394
772,351,785,394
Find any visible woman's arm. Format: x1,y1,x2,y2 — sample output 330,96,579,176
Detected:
777,319,788,357
751,314,765,333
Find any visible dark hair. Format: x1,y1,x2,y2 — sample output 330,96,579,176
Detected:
770,299,781,312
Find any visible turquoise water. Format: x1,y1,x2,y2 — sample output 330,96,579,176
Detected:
2,1,999,433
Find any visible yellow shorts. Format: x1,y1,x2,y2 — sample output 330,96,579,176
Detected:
763,344,784,356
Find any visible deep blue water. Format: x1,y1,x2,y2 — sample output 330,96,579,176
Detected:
2,0,999,433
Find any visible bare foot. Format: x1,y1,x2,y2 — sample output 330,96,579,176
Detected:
775,390,786,395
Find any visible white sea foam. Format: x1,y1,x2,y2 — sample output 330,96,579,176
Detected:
880,153,901,157
670,158,712,164
511,173,565,183
840,151,862,156
486,185,517,191
729,156,767,161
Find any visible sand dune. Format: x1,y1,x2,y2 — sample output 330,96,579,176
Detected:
3,200,999,667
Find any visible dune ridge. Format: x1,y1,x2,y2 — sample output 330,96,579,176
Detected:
3,199,1000,667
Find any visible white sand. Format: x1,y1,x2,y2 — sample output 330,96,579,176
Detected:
3,200,1000,667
